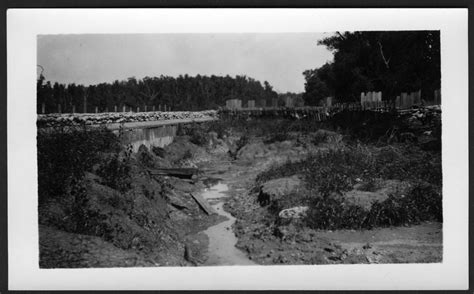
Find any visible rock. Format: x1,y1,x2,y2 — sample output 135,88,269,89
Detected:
344,179,411,210
184,244,197,265
236,142,268,160
343,190,389,211
258,175,304,206
37,110,218,128
278,206,309,219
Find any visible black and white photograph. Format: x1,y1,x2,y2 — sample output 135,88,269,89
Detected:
7,8,468,290
36,31,443,268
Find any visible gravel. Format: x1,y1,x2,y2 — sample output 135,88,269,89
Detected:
37,110,219,128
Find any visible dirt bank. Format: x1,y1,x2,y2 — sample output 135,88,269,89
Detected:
38,113,442,267
194,115,442,265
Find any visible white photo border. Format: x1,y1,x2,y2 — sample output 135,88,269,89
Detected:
7,8,469,290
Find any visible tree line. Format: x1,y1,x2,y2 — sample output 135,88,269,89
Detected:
37,31,440,112
37,74,279,113
303,31,441,105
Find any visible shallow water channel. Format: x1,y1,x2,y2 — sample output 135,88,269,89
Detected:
201,182,255,266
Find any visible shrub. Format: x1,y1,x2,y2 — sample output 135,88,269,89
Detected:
137,145,156,169
264,133,291,144
207,120,231,139
65,182,113,238
236,135,249,151
182,149,193,161
304,182,442,230
312,132,329,145
256,142,442,230
96,152,132,193
256,143,441,194
331,110,406,141
229,134,250,159
255,159,307,186
37,126,121,204
304,195,368,230
151,146,166,158
189,130,208,146
363,182,442,228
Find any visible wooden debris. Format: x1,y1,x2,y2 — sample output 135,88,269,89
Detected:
149,168,198,179
190,193,217,215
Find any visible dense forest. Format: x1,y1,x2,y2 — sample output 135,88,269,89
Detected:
303,31,441,105
36,74,279,113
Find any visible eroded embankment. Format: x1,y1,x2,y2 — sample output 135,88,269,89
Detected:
216,113,442,265
38,111,442,267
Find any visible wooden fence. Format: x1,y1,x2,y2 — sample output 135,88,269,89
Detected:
360,91,383,109
39,89,440,115
395,90,422,109
225,99,242,110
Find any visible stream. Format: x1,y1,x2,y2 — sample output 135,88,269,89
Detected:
201,182,256,266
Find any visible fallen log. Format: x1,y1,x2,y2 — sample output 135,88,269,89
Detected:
148,168,199,179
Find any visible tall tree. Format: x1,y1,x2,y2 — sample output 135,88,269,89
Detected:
303,31,440,104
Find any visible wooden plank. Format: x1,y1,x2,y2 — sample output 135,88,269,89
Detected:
149,168,198,179
190,193,217,215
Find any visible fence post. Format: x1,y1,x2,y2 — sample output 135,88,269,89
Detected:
144,105,147,112
114,105,117,112
58,104,62,114
95,106,98,113
400,93,407,109
123,105,126,112
41,102,45,114
72,105,76,114
164,105,167,112
415,90,421,105
105,107,109,113
137,106,140,113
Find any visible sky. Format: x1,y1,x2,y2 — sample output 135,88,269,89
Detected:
37,33,334,93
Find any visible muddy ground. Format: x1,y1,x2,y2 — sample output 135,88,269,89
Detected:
194,134,442,265
39,111,442,267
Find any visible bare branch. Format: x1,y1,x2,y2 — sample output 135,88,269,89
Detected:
336,32,346,40
377,41,391,69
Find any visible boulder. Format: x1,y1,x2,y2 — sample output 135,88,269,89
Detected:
343,190,389,211
236,142,269,160
278,206,309,219
258,175,304,205
345,179,412,210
